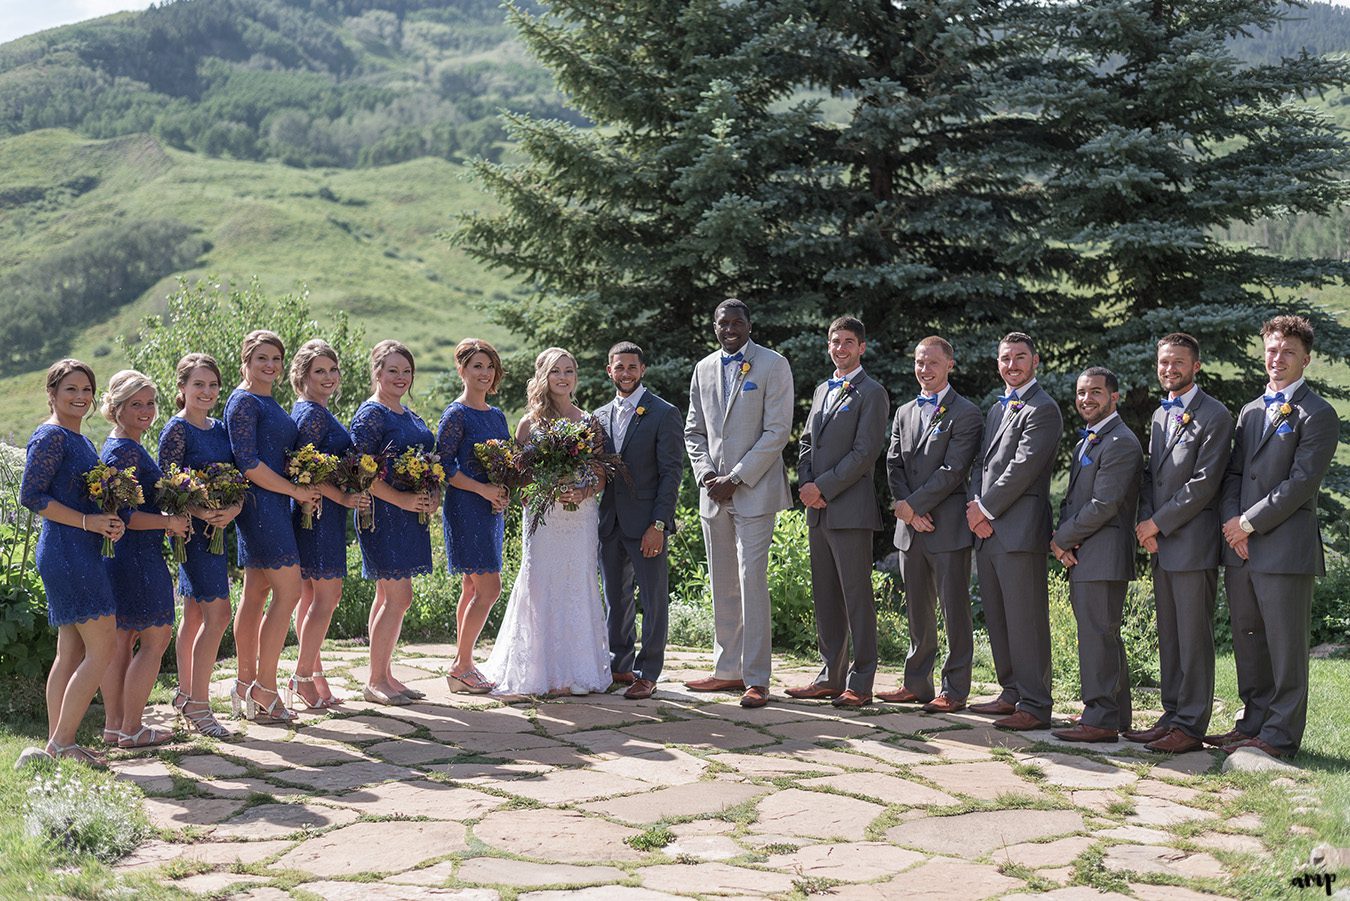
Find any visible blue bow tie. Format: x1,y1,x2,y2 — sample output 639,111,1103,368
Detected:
1078,428,1097,440
1160,397,1183,411
828,377,850,391
721,351,744,366
916,394,939,408
997,391,1019,406
1263,392,1286,407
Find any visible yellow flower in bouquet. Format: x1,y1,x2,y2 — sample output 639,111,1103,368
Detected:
285,443,339,529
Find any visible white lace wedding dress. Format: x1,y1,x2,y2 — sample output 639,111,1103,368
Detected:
482,494,611,695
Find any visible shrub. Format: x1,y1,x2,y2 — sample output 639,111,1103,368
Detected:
0,443,57,711
24,765,148,864
1047,571,1161,699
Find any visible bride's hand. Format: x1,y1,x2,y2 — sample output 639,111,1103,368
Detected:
559,487,582,505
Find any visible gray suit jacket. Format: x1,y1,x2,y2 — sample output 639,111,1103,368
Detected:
887,388,983,553
1054,416,1144,583
1138,389,1233,572
685,339,794,518
970,381,1064,554
1220,382,1339,575
798,371,889,531
595,389,685,540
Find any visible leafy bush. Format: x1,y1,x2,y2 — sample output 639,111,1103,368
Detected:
24,765,148,863
1047,571,1161,699
0,443,56,707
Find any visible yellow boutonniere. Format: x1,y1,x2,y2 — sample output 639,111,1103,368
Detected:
1180,411,1192,426
1279,402,1292,416
635,406,646,417
739,361,751,375
840,380,852,392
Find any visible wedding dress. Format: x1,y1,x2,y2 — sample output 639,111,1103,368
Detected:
482,494,611,695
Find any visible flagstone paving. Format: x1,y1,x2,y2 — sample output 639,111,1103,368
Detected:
102,644,1272,899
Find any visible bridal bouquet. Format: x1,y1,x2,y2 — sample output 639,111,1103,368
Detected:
518,418,626,536
286,443,340,529
474,438,526,497
155,464,208,564
197,461,249,554
333,449,382,532
84,463,144,558
389,446,446,525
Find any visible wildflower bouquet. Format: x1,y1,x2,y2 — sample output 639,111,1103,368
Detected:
333,449,382,531
518,418,627,536
154,464,207,564
83,463,143,558
388,446,446,525
197,462,249,554
473,438,526,498
286,443,339,529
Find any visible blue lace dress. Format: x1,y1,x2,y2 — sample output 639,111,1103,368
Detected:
351,400,434,580
292,400,353,581
100,437,175,631
20,424,118,627
436,402,509,574
225,388,300,570
158,416,234,602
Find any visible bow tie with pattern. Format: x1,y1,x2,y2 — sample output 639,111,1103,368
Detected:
721,351,744,366
1160,397,1184,411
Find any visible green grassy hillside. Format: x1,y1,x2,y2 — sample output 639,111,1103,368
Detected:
0,128,516,440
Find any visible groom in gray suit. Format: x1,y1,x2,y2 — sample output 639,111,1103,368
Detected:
1050,367,1143,743
787,316,889,708
685,298,794,708
1132,333,1233,753
1217,315,1338,759
596,342,685,700
966,332,1063,731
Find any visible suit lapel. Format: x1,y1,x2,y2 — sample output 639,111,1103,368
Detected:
1149,407,1167,474
918,389,956,447
819,372,865,437
721,346,752,426
985,382,1035,461
1160,391,1198,459
1069,415,1117,494
1252,383,1306,458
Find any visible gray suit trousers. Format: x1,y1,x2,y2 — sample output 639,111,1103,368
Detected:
1225,565,1314,755
1069,580,1132,731
806,526,877,694
1153,567,1217,738
976,549,1052,720
600,529,669,682
899,545,973,701
702,501,776,688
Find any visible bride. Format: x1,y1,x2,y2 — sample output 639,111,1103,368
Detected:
481,347,612,696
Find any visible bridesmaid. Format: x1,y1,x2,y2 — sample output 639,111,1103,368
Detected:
289,339,369,708
350,340,436,705
158,353,241,738
225,330,322,723
436,338,510,694
20,360,123,766
98,370,189,748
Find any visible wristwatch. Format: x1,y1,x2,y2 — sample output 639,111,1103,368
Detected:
652,520,666,532
1239,515,1255,535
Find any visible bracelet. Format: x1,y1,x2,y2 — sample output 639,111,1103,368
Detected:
81,514,87,532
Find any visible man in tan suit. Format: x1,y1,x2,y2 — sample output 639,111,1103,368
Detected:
684,299,794,708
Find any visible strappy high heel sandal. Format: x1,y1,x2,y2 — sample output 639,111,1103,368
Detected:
312,670,342,708
248,682,298,724
46,740,107,770
284,674,328,711
229,679,250,720
182,699,232,739
171,687,190,717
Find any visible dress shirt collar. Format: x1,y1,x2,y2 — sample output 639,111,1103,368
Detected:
1169,382,1200,410
616,385,646,410
1003,377,1037,399
1265,377,1304,403
1084,411,1119,436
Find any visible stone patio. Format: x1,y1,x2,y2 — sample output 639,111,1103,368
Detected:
100,644,1270,899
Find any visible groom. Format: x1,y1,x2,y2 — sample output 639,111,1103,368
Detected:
595,341,685,700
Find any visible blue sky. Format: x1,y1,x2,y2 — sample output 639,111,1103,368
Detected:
0,0,155,46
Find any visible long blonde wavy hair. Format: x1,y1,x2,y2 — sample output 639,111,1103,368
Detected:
524,346,577,425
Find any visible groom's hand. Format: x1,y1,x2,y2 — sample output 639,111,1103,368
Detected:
706,475,739,503
641,526,665,558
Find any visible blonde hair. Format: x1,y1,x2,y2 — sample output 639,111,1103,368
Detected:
239,329,286,381
291,339,340,396
173,352,223,411
45,359,97,414
101,369,158,423
525,347,577,424
370,339,415,395
454,338,504,395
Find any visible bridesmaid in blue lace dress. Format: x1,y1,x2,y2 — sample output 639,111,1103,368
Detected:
289,340,369,709
351,340,437,705
436,338,510,694
21,360,124,766
98,370,189,749
158,353,241,739
225,330,323,723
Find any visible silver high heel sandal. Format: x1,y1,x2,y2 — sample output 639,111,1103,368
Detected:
248,681,298,724
182,699,232,739
284,674,328,711
229,679,250,719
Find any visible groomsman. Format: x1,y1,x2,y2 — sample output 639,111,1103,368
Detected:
965,332,1062,731
787,316,889,708
878,336,982,712
1132,333,1233,753
685,299,794,708
1216,315,1338,759
1049,367,1143,742
596,342,685,700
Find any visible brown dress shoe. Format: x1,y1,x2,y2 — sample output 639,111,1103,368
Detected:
1051,723,1119,743
1122,723,1170,744
831,690,871,708
1221,736,1285,758
785,684,843,700
611,671,636,685
922,695,967,714
624,678,655,700
740,686,769,708
1144,728,1203,754
1204,727,1250,747
685,676,746,692
969,698,1018,715
876,687,925,704
993,710,1050,731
